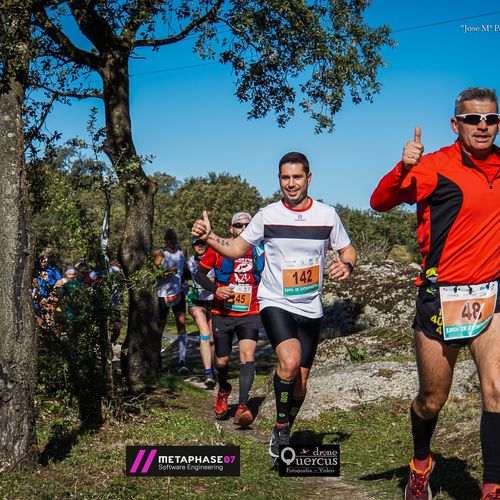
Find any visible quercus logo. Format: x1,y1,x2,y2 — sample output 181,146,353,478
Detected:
129,448,158,474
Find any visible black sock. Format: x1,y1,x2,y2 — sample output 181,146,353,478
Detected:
216,364,230,392
481,411,500,484
273,373,295,425
239,362,255,405
411,405,438,460
289,395,306,428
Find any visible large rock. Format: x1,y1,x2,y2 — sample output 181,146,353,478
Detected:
321,260,421,337
256,260,483,422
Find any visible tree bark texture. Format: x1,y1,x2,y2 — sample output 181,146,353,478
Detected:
0,79,36,473
101,57,161,389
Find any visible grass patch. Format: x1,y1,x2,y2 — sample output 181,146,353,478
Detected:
286,395,483,499
1,374,312,499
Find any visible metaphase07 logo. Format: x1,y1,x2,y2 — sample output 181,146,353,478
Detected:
126,446,240,477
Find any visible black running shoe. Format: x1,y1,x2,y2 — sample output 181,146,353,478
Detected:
268,424,290,459
177,360,189,374
204,373,216,389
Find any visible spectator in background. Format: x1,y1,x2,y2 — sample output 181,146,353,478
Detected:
32,254,62,329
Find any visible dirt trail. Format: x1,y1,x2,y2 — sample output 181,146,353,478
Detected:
179,372,373,499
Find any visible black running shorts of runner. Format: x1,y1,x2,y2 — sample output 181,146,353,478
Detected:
212,314,261,358
260,306,322,369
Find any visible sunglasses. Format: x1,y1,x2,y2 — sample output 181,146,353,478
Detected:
232,222,249,229
193,241,206,246
455,113,500,126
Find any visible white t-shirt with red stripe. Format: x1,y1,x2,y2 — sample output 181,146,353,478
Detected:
240,198,351,318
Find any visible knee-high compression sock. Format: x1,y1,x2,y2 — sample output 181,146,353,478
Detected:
178,333,188,363
481,411,500,485
411,405,438,461
274,373,295,425
289,394,306,428
216,364,230,392
239,362,255,405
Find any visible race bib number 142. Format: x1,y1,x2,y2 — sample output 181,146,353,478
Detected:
282,257,320,297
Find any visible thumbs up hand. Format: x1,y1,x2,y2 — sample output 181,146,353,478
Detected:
402,127,425,169
191,210,212,241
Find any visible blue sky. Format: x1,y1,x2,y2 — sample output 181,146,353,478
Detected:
45,1,500,209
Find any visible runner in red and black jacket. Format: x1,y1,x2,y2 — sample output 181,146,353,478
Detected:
371,87,500,500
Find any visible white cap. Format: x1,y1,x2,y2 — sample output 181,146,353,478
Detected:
231,212,252,225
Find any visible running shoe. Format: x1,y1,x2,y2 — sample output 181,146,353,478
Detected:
233,404,253,427
404,455,434,500
213,384,231,418
268,424,290,459
177,360,189,374
482,485,500,500
204,373,216,390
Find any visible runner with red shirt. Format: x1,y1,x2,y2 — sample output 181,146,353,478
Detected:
194,212,265,427
371,87,500,500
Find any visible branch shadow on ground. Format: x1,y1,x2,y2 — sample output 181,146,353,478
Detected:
359,452,481,499
291,429,351,446
38,424,89,466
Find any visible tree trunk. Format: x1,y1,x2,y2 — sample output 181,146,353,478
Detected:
101,54,161,390
0,78,37,473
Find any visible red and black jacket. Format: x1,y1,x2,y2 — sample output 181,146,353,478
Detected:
370,141,500,286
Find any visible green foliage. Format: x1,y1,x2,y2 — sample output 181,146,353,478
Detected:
153,171,266,249
336,204,419,262
28,1,392,137
346,345,368,362
28,145,125,268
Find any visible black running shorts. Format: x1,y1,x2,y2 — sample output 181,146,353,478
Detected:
260,306,322,369
158,294,186,321
212,314,261,358
413,282,500,348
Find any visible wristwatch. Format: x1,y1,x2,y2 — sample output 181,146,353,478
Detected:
344,262,354,274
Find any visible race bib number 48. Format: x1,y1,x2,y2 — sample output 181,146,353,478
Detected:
282,257,320,297
440,281,497,341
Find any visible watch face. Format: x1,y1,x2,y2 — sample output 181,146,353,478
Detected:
345,262,354,273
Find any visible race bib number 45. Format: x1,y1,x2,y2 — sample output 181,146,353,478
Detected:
282,257,320,297
224,284,252,312
440,281,498,341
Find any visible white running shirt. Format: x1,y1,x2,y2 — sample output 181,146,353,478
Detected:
240,199,351,318
157,247,186,298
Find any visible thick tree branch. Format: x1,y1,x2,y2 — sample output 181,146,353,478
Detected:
32,1,100,69
133,0,224,48
39,84,103,100
67,0,120,53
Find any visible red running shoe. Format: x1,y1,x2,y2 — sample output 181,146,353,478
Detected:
233,404,253,427
213,384,231,418
482,485,500,500
404,455,434,500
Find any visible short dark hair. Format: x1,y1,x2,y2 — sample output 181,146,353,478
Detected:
455,87,498,115
278,152,310,174
164,228,177,240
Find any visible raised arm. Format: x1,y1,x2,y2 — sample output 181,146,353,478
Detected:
370,127,424,212
191,210,253,259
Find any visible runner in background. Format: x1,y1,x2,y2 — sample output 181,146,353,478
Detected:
187,238,216,389
371,87,500,500
194,212,264,428
192,153,356,460
153,228,189,373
